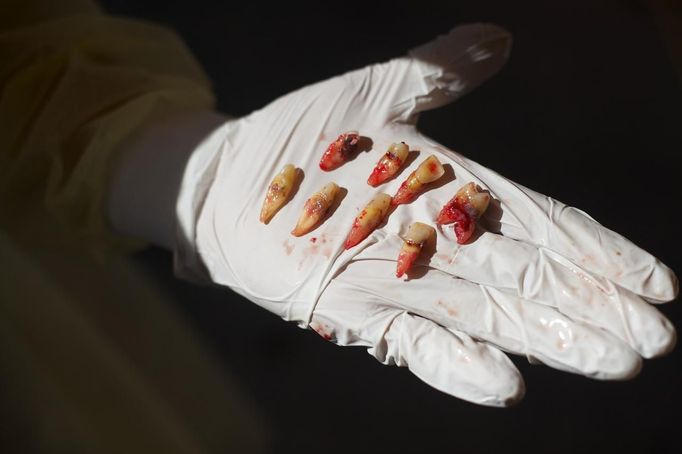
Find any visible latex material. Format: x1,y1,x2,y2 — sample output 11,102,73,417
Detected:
175,24,677,406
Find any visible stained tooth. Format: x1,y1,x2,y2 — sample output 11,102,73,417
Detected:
292,182,339,236
367,142,409,187
404,222,435,244
319,132,360,171
414,155,445,183
344,193,392,249
396,222,435,277
260,164,298,223
469,191,491,214
392,155,444,206
437,182,490,244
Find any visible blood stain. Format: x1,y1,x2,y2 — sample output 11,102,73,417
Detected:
283,240,294,256
436,300,458,317
435,254,450,263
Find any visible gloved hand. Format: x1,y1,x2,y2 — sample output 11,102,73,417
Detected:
166,24,677,406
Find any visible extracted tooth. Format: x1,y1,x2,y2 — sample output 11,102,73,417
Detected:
260,164,298,223
437,182,490,244
319,132,360,171
396,222,435,278
292,182,340,236
344,193,392,249
367,142,409,187
392,155,445,206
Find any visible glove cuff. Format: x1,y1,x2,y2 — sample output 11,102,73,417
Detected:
174,113,235,283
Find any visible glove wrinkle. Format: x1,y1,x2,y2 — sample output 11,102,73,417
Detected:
367,310,404,367
481,285,532,363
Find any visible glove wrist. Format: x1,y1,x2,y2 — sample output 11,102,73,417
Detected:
106,108,230,268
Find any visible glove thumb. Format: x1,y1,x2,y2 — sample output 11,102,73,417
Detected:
353,23,511,125
369,311,524,407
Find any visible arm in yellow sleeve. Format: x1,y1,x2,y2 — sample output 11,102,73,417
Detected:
0,0,216,258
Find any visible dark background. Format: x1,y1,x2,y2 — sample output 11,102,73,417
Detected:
101,1,680,452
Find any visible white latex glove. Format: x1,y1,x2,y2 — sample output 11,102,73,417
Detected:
165,23,678,406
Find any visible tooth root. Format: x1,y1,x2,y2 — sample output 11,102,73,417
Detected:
344,193,392,249
391,174,420,205
392,155,444,206
260,164,297,223
454,220,476,245
469,192,490,214
436,199,467,224
396,248,419,278
367,142,409,187
292,182,339,236
396,222,435,277
319,132,360,171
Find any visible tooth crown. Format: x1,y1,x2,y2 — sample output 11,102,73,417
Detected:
403,221,435,245
396,222,435,277
388,142,409,159
384,142,409,173
414,155,445,184
455,182,490,215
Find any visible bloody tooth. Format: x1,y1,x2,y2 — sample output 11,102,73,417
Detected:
344,193,392,249
367,142,409,187
260,164,298,223
437,182,490,244
292,182,340,236
392,155,445,206
396,222,435,277
319,132,360,171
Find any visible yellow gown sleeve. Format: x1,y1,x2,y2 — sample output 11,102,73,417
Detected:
0,3,270,452
0,0,215,257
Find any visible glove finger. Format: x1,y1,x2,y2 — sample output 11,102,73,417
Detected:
351,232,676,359
445,156,679,303
383,312,524,407
406,23,512,117
343,23,511,126
313,286,523,406
322,258,642,380
375,311,524,407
